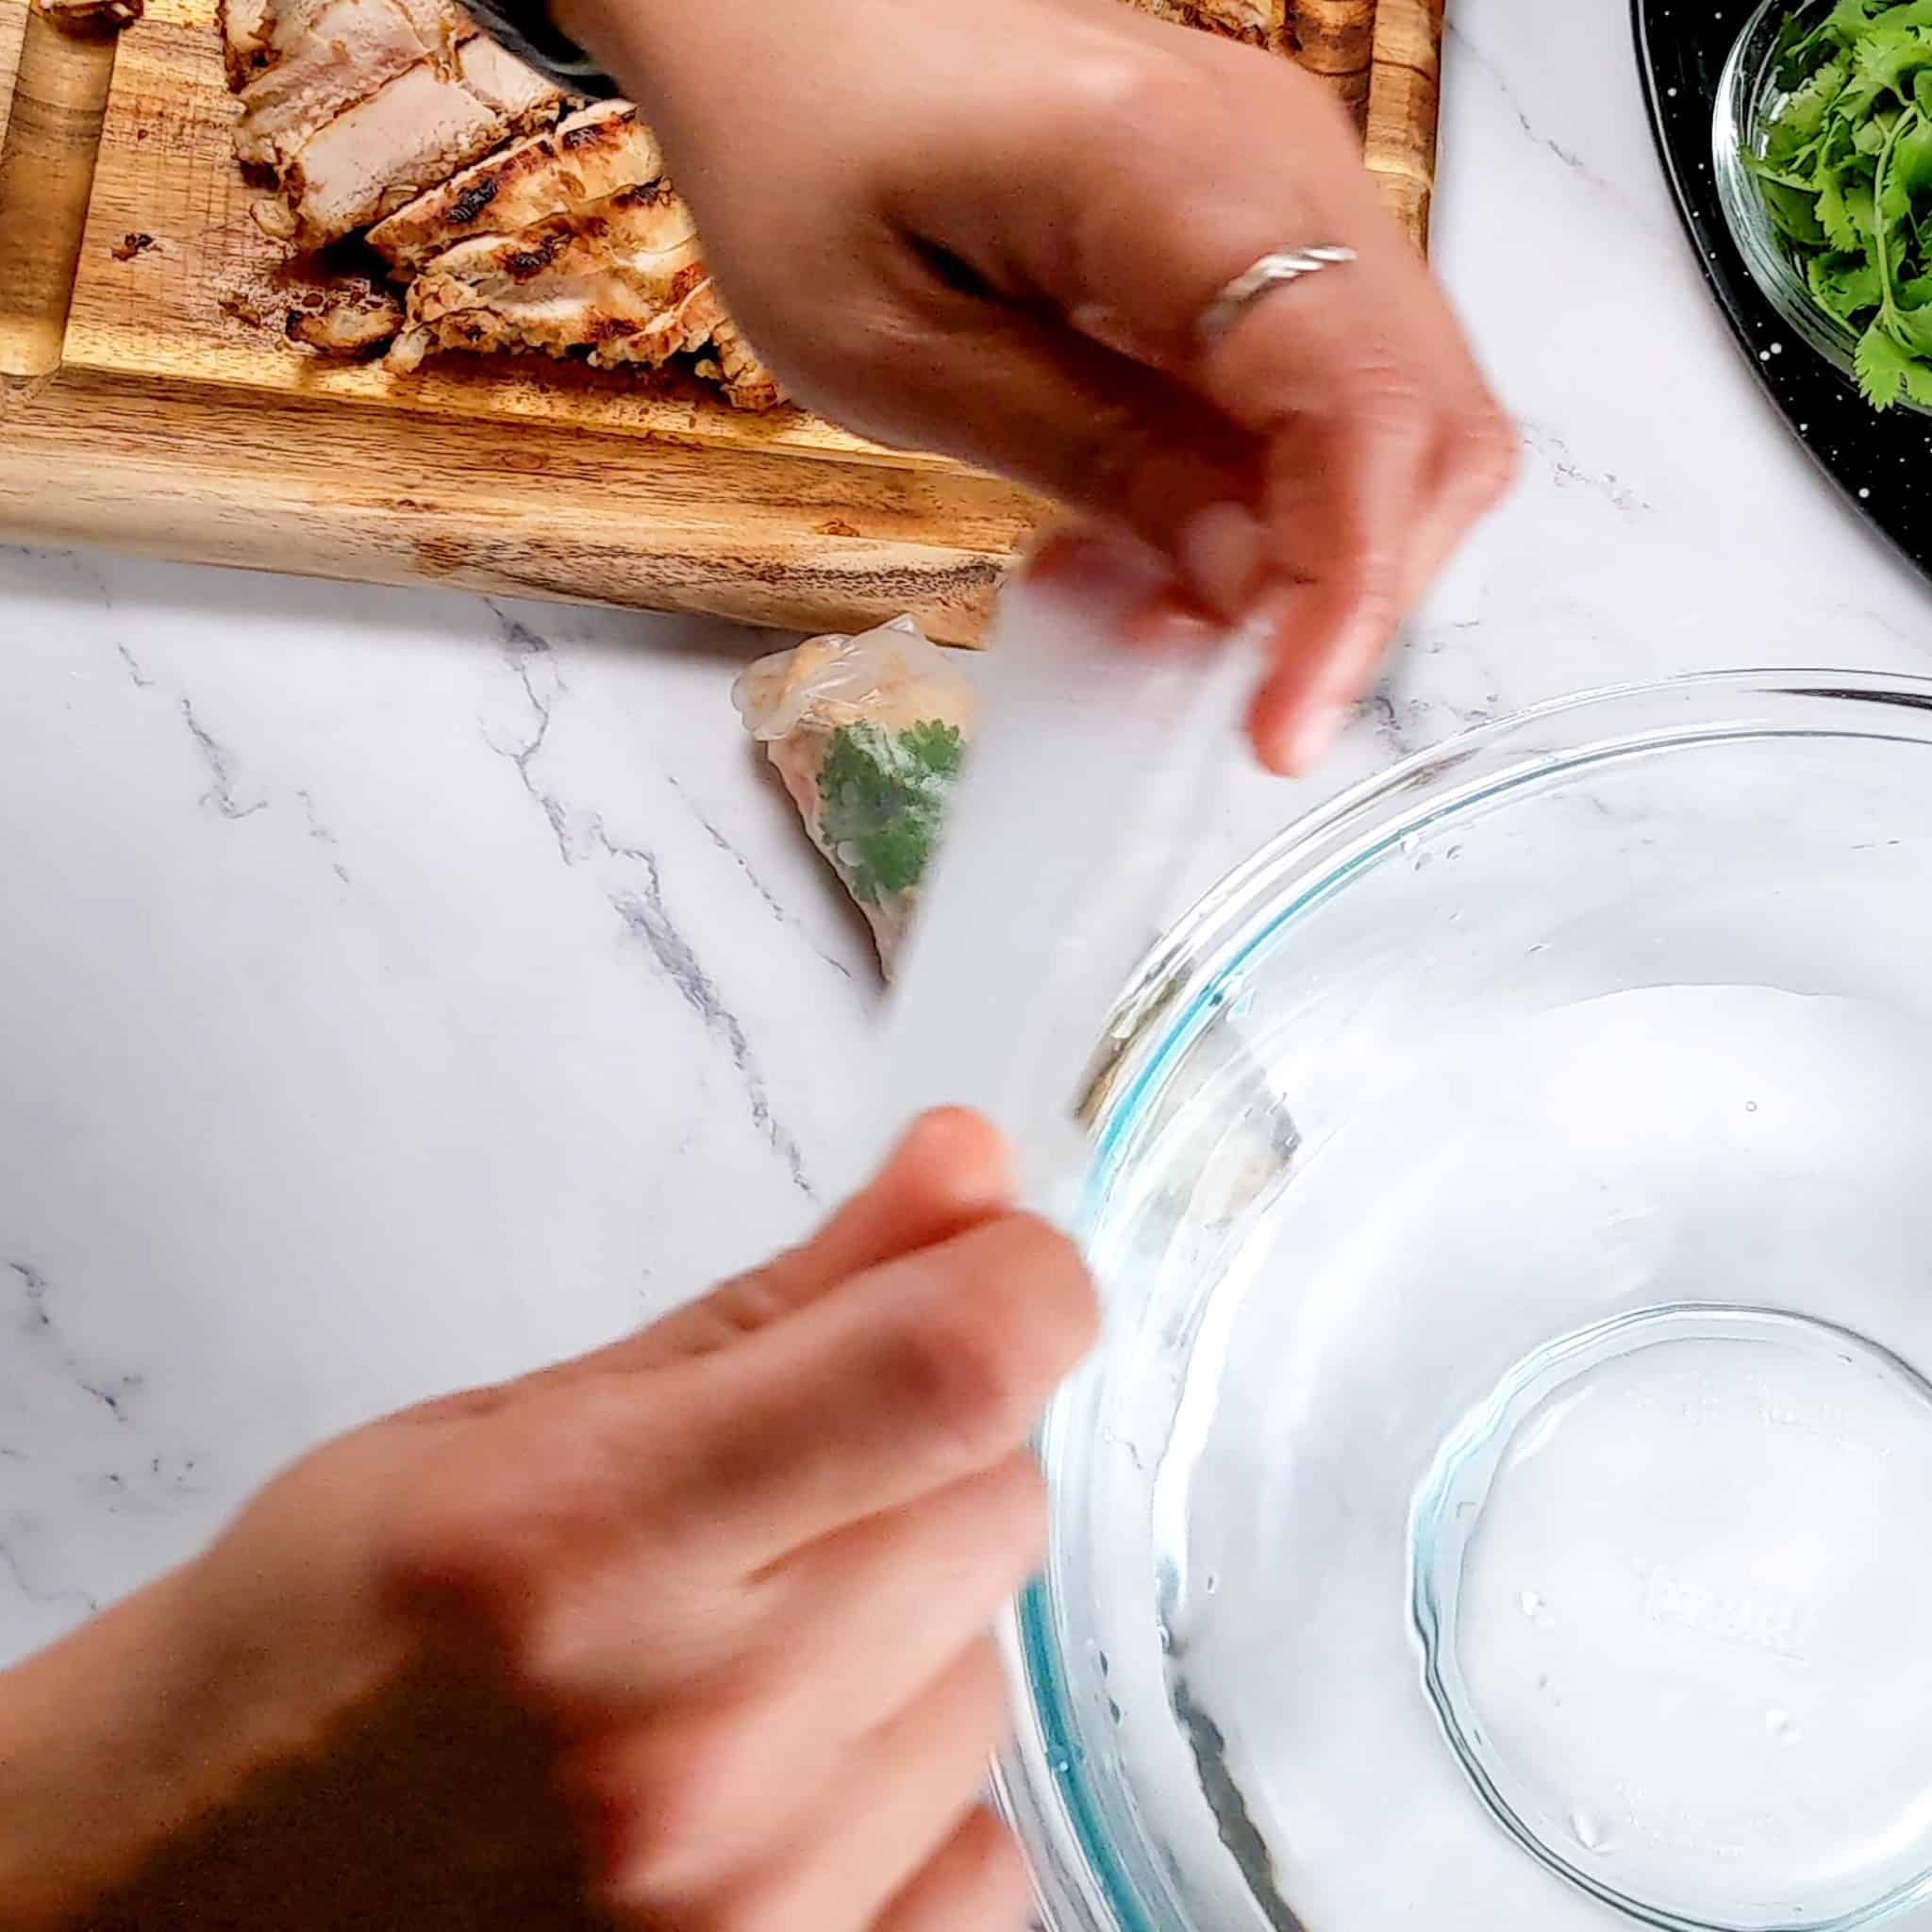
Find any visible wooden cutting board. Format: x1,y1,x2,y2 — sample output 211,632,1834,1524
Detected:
0,0,1445,641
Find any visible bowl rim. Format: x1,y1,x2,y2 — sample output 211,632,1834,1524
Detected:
1074,663,1932,1142
1003,664,1932,1932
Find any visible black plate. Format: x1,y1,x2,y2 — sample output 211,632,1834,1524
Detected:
1633,0,1932,574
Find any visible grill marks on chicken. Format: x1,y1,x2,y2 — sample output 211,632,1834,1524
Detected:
220,0,782,408
287,282,407,355
224,0,562,247
278,36,561,246
372,113,781,397
387,178,724,372
365,101,663,272
697,315,785,413
230,0,465,172
228,0,1289,408
1130,0,1293,53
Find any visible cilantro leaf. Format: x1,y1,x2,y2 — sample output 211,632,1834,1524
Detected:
1856,105,1902,152
1846,175,1879,237
1808,247,1884,316
1758,4,1932,411
1890,305,1932,354
896,717,965,782
814,718,964,908
1868,0,1932,33
1764,175,1831,242
1818,164,1867,244
1891,110,1932,193
1856,319,1913,403
1782,54,1850,142
1840,23,1932,111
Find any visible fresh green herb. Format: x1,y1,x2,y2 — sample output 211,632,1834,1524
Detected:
1751,0,1932,404
814,718,964,908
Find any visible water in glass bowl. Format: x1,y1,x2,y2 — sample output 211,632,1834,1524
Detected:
1003,678,1932,1932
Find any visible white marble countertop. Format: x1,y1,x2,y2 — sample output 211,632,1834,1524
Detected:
4,0,1931,1666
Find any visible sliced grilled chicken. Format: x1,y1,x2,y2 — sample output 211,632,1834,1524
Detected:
386,179,719,372
222,0,456,90
367,100,663,274
41,0,144,31
1196,0,1289,30
1127,0,1291,44
696,314,784,412
286,284,406,355
221,0,278,86
232,0,471,171
278,35,560,248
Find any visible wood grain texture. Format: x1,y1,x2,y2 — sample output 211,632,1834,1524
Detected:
1364,0,1443,246
0,2,121,375
0,366,1041,638
0,0,1443,635
0,0,22,147
1292,0,1375,125
61,0,932,470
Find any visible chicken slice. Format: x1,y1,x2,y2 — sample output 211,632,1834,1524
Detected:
386,180,716,372
585,273,724,372
367,100,664,274
232,0,470,171
278,35,560,247
221,0,457,90
41,0,144,32
221,0,277,86
286,284,406,356
1123,0,1291,46
1193,0,1288,32
695,314,784,412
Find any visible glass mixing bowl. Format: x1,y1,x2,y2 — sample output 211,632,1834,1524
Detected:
997,673,1932,1932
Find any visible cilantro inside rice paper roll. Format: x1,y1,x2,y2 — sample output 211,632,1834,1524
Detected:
732,616,976,975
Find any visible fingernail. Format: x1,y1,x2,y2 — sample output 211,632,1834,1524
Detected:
1177,502,1266,621
1285,695,1346,774
1122,589,1220,655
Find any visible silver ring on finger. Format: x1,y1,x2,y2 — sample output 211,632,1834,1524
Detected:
1194,245,1357,352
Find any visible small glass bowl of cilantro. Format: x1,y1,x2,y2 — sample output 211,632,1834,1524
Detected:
1717,0,1932,409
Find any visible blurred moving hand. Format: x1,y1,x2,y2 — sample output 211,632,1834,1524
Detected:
0,1111,1093,1932
558,0,1517,770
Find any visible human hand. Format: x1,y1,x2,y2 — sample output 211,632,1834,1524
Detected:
0,1111,1094,1931
559,0,1515,772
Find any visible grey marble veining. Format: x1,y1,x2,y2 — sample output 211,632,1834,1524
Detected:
3,0,1932,1665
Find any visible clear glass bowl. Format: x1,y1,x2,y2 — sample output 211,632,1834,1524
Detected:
1711,0,1932,413
997,673,1932,1932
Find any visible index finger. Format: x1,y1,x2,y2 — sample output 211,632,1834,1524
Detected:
1189,254,1506,768
1241,391,1431,771
671,1210,1097,1572
1041,41,1501,741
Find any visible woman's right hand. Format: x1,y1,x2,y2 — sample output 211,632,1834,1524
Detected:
0,1111,1094,1931
560,0,1516,773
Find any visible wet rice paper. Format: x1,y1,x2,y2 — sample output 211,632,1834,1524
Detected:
732,616,976,975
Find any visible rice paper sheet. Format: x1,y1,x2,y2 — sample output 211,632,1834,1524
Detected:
732,616,976,974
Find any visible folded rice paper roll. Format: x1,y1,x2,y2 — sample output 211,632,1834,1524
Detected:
732,616,976,974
